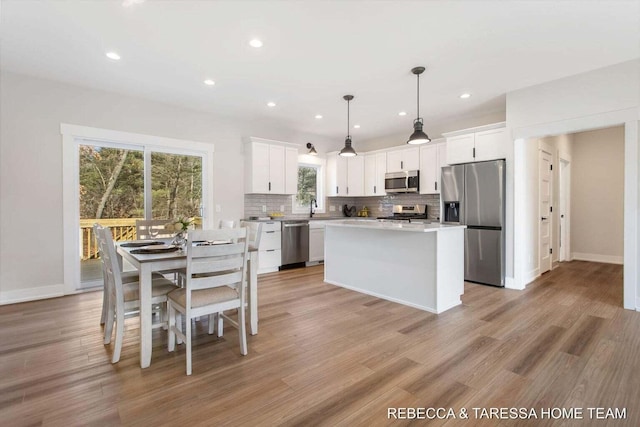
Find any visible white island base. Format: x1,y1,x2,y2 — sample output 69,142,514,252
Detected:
324,221,465,314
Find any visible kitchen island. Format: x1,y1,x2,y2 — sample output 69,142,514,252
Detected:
324,220,466,314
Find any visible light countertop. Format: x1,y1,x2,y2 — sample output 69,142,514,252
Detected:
325,220,466,233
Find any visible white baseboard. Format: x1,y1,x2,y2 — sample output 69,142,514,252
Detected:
571,252,623,265
524,268,540,286
324,278,440,314
0,284,65,305
504,276,524,290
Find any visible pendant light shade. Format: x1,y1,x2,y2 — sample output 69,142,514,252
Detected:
339,95,357,157
407,66,431,145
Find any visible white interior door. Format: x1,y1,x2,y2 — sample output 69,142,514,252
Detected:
559,158,571,262
539,149,553,274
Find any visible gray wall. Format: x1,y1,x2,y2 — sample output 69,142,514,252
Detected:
571,126,625,261
0,71,333,298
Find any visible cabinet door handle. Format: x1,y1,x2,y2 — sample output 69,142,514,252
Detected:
374,185,376,194
266,249,276,252
401,160,404,170
265,231,275,234
435,182,437,191
472,147,476,158
541,217,548,221
347,186,349,195
268,181,271,191
336,186,339,194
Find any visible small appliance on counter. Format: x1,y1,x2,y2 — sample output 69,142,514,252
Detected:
376,204,428,222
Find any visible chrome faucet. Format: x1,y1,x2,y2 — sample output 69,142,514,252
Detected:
310,198,317,218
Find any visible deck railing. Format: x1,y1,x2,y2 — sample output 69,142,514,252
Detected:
79,217,202,260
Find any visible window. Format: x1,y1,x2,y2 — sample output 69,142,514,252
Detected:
62,124,214,294
293,157,325,213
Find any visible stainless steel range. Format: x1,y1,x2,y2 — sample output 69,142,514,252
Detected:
377,205,429,222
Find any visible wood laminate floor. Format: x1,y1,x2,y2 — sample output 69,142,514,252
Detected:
1,261,638,426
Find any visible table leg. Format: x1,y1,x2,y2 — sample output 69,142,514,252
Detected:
249,251,258,335
139,263,153,368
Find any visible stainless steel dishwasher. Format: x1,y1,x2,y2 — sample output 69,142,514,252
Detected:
281,220,309,268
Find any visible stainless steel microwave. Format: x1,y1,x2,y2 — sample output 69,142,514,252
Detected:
384,170,420,193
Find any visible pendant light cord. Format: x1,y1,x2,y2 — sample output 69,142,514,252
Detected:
416,73,420,121
347,98,351,139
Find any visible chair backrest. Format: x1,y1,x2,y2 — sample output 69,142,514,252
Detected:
185,228,249,308
97,226,126,312
94,223,109,288
240,221,263,251
218,219,236,229
136,219,175,240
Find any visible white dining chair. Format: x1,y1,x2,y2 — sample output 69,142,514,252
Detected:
216,221,263,337
167,227,249,375
94,223,164,326
97,226,179,363
136,219,175,240
218,219,236,229
136,219,187,284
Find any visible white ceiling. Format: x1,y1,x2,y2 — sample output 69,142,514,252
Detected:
2,0,638,142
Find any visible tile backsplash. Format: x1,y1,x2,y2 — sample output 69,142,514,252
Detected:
245,193,441,220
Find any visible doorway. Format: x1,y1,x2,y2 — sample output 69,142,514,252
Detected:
62,124,215,294
558,158,571,262
78,142,204,289
538,146,553,274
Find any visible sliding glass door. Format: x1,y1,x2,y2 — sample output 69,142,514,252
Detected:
78,143,205,288
151,152,203,226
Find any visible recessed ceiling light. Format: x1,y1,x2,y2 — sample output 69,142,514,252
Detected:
398,111,407,116
267,102,276,107
122,0,144,7
105,51,121,61
249,39,263,48
315,115,323,119
204,79,215,86
353,125,360,129
460,93,471,99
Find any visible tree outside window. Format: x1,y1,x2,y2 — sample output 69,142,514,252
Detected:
294,163,323,212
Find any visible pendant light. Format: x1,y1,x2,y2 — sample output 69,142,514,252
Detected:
306,142,318,155
339,95,357,157
407,66,431,145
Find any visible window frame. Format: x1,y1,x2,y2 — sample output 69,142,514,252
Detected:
62,124,214,295
292,154,326,214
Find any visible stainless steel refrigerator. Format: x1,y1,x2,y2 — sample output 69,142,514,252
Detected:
441,160,505,287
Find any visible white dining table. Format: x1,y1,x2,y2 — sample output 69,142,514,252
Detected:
116,242,259,369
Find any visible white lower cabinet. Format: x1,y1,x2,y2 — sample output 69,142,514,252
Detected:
308,222,327,262
257,221,281,274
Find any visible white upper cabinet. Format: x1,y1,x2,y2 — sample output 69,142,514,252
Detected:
327,152,364,197
364,152,387,196
244,138,299,194
474,128,507,162
268,144,285,193
347,155,364,196
386,147,420,172
419,142,448,195
445,134,475,165
284,147,298,194
444,123,507,165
